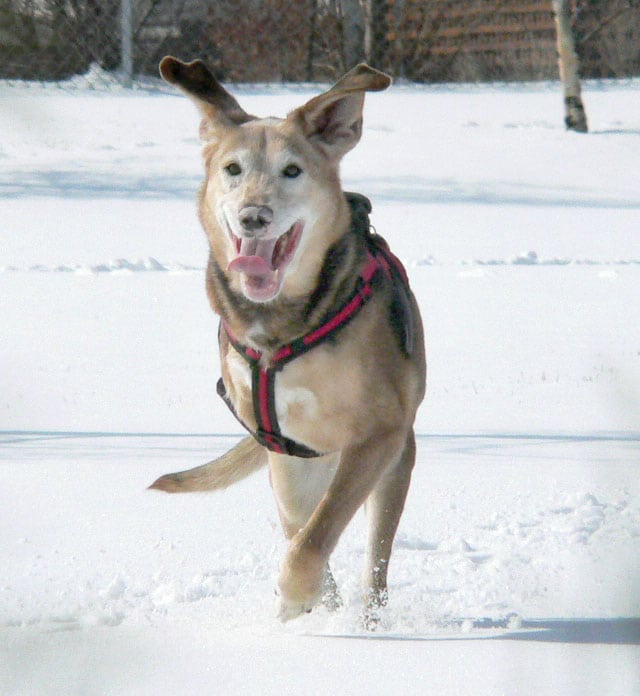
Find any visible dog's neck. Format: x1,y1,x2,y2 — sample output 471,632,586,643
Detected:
206,228,367,355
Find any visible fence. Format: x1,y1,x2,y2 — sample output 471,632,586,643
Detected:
1,1,638,86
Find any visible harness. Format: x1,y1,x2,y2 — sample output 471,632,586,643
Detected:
216,193,413,458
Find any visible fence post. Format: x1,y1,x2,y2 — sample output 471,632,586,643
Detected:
121,0,134,87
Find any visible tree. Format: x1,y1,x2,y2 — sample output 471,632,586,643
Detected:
552,0,588,132
341,0,366,68
366,0,389,69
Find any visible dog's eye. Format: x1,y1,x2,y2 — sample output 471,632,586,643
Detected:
282,164,302,179
225,162,242,176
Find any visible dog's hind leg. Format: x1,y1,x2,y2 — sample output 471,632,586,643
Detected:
321,565,342,612
362,428,416,627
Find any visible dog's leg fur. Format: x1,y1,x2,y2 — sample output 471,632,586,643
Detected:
149,435,266,493
362,429,416,627
269,453,342,611
276,429,407,621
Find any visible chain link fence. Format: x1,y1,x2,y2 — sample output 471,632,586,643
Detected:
1,1,639,86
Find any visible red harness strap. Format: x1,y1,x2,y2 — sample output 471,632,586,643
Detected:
217,244,406,458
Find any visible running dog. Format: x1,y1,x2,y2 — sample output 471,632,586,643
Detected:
150,57,426,625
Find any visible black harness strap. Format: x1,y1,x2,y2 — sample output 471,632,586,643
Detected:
216,193,413,458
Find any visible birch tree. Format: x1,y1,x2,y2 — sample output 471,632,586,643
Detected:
552,0,588,132
341,0,366,68
365,0,389,69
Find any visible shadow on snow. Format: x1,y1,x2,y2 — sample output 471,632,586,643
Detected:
320,618,640,645
2,170,640,209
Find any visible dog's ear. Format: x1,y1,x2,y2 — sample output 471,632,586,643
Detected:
159,56,254,140
289,64,391,161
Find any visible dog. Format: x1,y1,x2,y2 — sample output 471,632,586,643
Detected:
149,57,426,625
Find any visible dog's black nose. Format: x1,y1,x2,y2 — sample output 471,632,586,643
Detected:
239,205,274,232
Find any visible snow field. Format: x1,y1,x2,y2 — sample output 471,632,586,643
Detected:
1,76,639,694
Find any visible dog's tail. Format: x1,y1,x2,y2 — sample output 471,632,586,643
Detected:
148,436,266,493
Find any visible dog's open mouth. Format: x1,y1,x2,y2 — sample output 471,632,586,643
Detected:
227,221,303,302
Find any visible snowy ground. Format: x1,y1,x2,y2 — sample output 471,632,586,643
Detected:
1,74,639,695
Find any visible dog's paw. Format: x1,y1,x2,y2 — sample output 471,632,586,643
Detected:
274,574,322,622
275,540,325,621
275,596,315,622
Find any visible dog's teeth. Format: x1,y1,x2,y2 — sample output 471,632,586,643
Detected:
240,237,259,257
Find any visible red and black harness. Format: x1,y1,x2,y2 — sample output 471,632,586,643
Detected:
216,193,413,458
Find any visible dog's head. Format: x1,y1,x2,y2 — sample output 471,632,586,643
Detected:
160,57,391,303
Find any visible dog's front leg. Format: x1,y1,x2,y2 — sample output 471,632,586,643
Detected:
276,430,406,621
270,453,340,619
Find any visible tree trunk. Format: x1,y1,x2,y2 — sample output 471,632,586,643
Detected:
307,0,318,81
552,0,588,132
366,0,389,70
341,0,366,69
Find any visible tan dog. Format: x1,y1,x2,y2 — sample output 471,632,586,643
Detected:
150,58,426,625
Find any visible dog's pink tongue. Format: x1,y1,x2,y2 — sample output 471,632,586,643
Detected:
227,255,272,276
227,237,277,276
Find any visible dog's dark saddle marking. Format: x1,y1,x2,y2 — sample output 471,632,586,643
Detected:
216,193,414,458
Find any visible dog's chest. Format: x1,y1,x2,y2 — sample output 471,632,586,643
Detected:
226,349,319,429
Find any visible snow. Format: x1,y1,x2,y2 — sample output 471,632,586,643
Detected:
1,75,639,695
